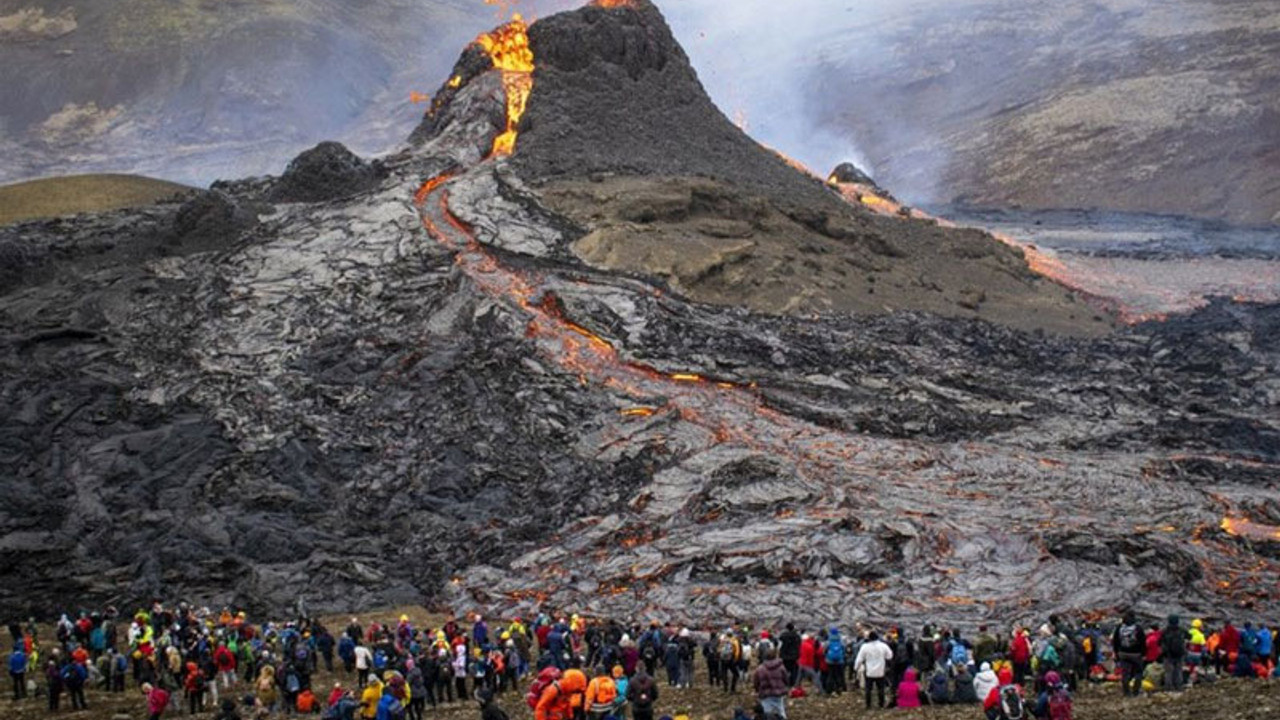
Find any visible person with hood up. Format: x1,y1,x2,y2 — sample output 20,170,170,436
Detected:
778,624,801,688
1009,629,1031,686
143,681,171,720
853,631,892,709
1255,624,1273,661
1031,671,1070,720
973,663,999,706
360,676,383,720
1186,619,1206,682
1159,616,1187,691
535,665,588,720
982,667,1023,720
824,628,846,695
256,664,279,711
895,668,922,709
610,666,629,719
752,646,789,720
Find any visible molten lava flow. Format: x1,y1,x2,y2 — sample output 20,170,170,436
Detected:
592,0,639,7
410,92,431,105
474,16,534,157
1221,515,1280,543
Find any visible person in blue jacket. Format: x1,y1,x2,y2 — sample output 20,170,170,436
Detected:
824,629,847,695
8,644,26,700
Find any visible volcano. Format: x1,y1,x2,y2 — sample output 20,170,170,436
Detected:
1,0,1278,627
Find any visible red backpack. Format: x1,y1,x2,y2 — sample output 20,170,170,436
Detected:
525,667,563,709
1047,687,1072,720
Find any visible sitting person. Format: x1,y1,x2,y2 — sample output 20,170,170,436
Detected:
1032,671,1071,720
953,665,979,704
895,668,922,709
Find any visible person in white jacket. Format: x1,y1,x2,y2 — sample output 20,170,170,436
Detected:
853,632,893,709
973,662,999,707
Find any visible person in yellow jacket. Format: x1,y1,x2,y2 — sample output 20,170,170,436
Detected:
256,665,279,710
360,676,383,719
1188,619,1207,681
584,666,618,720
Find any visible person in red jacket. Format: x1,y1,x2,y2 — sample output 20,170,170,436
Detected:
1145,625,1163,664
797,634,823,694
1009,629,1031,685
1219,622,1241,674
213,643,237,689
183,661,207,715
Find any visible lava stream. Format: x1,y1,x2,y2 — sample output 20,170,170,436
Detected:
412,172,902,490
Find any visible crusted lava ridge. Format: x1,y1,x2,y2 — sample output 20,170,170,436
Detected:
0,1,1278,629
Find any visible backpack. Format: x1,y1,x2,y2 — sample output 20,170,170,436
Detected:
1039,643,1059,668
525,667,562,709
719,640,736,662
594,677,618,706
1047,687,1072,720
387,698,406,720
115,655,128,674
60,664,82,687
999,686,1024,720
286,670,301,694
1117,625,1140,653
950,642,968,667
297,689,317,713
641,644,657,662
631,677,654,708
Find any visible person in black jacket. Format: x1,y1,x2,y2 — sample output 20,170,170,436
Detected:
627,671,659,720
476,687,509,720
1160,616,1187,691
778,625,801,688
1112,612,1146,697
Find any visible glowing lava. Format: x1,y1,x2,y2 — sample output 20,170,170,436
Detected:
1221,515,1280,543
474,16,534,157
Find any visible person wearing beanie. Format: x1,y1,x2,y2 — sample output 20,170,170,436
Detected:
1159,615,1187,691
973,662,998,706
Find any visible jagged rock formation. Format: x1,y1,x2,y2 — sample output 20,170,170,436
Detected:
1,1,1278,627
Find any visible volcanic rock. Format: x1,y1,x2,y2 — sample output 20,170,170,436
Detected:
270,141,386,204
0,0,1277,629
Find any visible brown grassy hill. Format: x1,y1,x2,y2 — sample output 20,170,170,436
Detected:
0,174,191,226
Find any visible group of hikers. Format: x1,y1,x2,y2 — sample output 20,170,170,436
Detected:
6,602,1279,720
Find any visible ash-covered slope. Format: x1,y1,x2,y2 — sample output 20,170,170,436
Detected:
498,0,1108,335
1,0,1278,626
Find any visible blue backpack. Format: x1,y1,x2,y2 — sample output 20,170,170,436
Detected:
950,642,968,666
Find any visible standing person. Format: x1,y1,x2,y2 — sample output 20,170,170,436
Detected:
215,642,238,690
63,658,88,710
584,666,618,720
184,661,207,715
626,671,657,720
354,643,373,689
8,642,25,701
45,660,63,711
753,647,789,720
1112,612,1146,697
778,624,801,688
824,628,847,695
718,632,742,694
317,628,335,674
702,637,720,689
662,635,680,687
796,634,822,694
406,660,427,720
1009,629,1032,686
1160,616,1187,692
677,630,695,689
853,631,892,710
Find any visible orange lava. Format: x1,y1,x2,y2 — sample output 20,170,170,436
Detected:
410,91,431,105
1221,515,1280,543
474,15,534,157
593,0,639,7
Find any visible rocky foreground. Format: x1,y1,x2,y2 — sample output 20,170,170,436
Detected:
1,1,1278,626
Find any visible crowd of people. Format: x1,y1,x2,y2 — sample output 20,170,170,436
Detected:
6,603,1279,720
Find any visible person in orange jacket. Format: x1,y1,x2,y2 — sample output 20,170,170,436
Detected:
584,667,618,720
535,667,586,720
